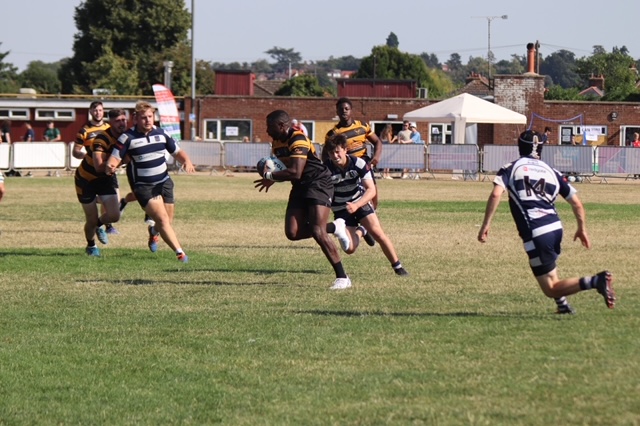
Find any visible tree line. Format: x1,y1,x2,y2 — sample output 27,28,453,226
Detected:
0,0,638,101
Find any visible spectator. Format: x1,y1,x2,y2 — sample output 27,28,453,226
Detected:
541,126,552,144
2,121,21,177
253,135,262,143
44,121,61,141
23,123,35,142
1,120,11,144
291,119,308,137
632,132,640,179
379,124,396,179
397,121,412,144
409,122,422,144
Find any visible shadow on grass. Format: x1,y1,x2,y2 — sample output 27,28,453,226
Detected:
296,309,541,319
75,278,288,286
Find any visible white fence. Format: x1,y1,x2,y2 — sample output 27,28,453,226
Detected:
3,141,640,180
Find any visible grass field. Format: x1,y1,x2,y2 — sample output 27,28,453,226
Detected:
1,173,639,425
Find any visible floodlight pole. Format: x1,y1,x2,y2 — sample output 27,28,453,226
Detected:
473,15,508,79
190,0,196,141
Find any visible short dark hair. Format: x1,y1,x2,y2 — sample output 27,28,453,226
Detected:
324,133,348,153
266,109,290,126
336,97,352,108
544,126,551,132
108,109,126,119
89,101,103,109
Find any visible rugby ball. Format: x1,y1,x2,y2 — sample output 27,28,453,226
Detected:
257,156,287,177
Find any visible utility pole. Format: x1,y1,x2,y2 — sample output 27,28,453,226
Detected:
472,15,508,79
190,0,196,141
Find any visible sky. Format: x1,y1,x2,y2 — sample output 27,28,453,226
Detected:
1,0,638,72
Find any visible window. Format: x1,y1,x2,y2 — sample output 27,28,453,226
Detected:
300,120,315,141
203,119,251,141
620,126,640,146
371,121,404,139
0,109,30,120
35,109,76,121
429,124,452,144
560,125,608,146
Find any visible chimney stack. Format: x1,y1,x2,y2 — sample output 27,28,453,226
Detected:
525,43,536,75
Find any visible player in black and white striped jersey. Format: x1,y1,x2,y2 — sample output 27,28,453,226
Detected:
324,133,408,277
478,130,615,313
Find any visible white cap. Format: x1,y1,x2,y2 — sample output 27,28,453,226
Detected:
409,122,417,128
291,119,299,125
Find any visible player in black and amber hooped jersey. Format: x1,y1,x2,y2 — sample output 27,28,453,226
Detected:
325,97,383,209
254,109,352,290
74,109,127,257
72,101,119,235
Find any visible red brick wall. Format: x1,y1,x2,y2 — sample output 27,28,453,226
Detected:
185,78,640,146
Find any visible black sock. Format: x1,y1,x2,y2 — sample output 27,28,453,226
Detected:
87,239,96,247
96,219,104,228
332,261,347,279
555,297,569,309
326,223,336,234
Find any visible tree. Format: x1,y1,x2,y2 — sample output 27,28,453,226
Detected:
60,0,191,94
355,45,453,98
150,41,215,96
576,46,638,101
386,32,399,48
539,50,581,88
0,44,19,93
265,47,302,76
544,85,582,100
19,61,63,94
420,52,441,69
84,47,141,95
274,75,326,97
494,55,525,75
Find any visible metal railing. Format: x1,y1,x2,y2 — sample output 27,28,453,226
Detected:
3,141,640,181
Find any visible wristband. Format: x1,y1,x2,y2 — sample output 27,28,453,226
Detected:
264,171,274,181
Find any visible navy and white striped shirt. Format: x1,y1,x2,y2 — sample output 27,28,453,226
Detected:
113,126,179,186
495,156,576,242
325,155,372,212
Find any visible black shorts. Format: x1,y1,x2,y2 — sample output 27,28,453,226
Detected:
333,202,375,227
75,173,119,204
134,179,175,208
287,176,334,210
526,229,562,277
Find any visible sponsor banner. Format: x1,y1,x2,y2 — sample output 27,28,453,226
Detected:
152,84,182,141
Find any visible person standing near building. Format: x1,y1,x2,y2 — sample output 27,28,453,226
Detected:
477,130,615,314
291,119,308,137
255,109,351,290
43,121,61,141
541,126,552,144
325,98,383,209
379,124,396,179
23,123,35,142
74,109,127,256
106,101,195,263
396,120,412,144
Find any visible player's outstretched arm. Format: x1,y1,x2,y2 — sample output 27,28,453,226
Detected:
478,184,504,243
566,194,591,249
